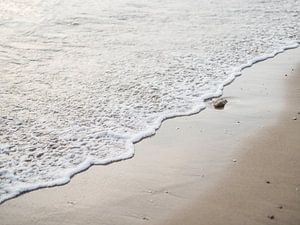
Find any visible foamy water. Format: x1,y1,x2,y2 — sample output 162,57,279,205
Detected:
0,0,299,203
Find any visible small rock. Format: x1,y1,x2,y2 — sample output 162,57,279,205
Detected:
266,181,271,184
165,191,169,194
176,127,180,130
232,159,237,162
285,74,288,76
268,215,275,220
142,217,149,221
213,98,228,109
292,117,297,120
278,205,283,209
236,121,240,124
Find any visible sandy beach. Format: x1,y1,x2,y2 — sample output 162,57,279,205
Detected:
1,47,300,225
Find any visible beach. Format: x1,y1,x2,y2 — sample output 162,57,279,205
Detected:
0,46,299,225
1,0,299,205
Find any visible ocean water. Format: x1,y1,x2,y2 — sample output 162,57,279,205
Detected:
0,0,299,203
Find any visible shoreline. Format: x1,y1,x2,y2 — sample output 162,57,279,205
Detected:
1,48,300,225
1,43,298,205
0,42,298,205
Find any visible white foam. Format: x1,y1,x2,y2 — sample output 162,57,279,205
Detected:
0,0,299,203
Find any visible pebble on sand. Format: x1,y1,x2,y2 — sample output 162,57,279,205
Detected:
213,98,228,109
292,117,297,120
268,215,275,220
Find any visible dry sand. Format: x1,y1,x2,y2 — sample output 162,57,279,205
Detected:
0,48,299,225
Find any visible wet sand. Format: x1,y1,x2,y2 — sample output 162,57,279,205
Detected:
164,49,300,225
0,48,299,225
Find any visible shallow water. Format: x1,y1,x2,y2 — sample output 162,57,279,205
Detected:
0,0,299,203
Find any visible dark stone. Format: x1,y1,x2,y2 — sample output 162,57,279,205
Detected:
268,215,275,220
213,98,228,109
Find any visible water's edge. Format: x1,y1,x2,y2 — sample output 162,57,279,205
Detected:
1,41,299,205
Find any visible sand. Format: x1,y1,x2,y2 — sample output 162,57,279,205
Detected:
164,50,300,225
0,48,299,225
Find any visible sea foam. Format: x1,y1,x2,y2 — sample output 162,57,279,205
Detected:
0,0,299,203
